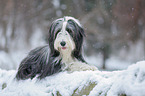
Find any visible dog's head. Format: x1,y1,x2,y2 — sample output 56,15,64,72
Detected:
53,18,75,53
48,16,85,61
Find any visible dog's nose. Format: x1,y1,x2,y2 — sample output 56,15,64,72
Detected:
60,41,66,46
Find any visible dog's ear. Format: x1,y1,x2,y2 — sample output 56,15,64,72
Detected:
48,23,55,48
48,20,62,56
67,19,86,63
48,19,63,45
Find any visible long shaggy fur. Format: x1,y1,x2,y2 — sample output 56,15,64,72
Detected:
16,16,87,80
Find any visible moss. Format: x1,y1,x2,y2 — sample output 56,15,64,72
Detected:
2,83,7,90
52,91,62,96
56,91,62,96
119,94,127,96
72,82,97,96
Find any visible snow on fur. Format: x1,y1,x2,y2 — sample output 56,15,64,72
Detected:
0,61,145,96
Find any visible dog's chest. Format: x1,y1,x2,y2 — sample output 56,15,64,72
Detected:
60,52,76,71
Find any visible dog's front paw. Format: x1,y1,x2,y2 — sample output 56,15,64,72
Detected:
68,62,98,72
80,64,98,71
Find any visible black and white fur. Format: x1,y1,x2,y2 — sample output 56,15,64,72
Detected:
16,16,97,80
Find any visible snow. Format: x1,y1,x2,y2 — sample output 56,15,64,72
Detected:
0,61,145,96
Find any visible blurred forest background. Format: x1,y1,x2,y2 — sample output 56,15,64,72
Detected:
0,0,144,70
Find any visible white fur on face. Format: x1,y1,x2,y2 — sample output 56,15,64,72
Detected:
54,18,75,63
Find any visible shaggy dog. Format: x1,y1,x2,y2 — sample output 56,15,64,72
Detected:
16,16,97,80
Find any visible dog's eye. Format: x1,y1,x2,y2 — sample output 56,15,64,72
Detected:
66,28,72,34
66,28,74,37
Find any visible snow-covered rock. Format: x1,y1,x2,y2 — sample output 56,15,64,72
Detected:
0,61,145,96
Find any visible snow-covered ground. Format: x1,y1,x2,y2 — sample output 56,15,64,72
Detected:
0,61,145,96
